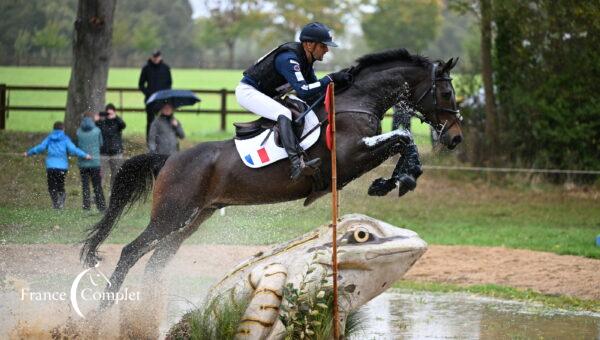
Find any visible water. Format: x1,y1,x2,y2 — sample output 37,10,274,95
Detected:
353,290,600,339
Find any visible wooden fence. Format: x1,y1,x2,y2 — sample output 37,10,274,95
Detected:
0,84,250,131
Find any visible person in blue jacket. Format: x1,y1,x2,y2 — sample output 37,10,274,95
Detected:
77,112,106,212
24,121,91,209
236,22,352,181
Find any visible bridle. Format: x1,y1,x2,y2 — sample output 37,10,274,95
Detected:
411,62,462,136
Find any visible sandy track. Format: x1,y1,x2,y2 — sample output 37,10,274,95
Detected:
1,243,599,300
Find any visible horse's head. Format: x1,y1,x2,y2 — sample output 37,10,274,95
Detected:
412,58,463,149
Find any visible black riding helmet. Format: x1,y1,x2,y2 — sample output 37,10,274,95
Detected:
299,22,338,47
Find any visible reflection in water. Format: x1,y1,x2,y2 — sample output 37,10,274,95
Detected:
353,290,600,339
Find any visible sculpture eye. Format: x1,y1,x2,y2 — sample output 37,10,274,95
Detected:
353,228,370,243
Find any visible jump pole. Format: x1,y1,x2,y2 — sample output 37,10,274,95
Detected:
327,82,341,339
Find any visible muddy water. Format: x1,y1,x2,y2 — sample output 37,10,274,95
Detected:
354,290,600,339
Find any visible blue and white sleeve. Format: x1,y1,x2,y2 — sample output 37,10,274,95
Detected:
274,52,331,100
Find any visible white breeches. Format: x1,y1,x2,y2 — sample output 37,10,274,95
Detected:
235,82,292,121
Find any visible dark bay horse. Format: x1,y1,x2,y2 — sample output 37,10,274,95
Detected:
81,49,462,308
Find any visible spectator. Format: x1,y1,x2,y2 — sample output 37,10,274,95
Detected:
138,50,172,140
77,112,106,212
24,121,91,210
148,103,185,155
97,103,126,188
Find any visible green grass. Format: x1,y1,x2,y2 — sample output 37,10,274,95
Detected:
1,130,599,259
0,66,433,146
394,281,600,313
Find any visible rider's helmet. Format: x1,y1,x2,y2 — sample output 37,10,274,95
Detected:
299,22,338,47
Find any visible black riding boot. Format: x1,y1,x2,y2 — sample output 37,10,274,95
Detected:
368,143,422,197
278,116,321,181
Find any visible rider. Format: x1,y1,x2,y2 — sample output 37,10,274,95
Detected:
236,22,352,181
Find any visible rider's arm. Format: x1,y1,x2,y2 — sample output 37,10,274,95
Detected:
274,52,331,100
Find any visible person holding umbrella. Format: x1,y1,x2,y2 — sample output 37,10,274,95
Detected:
146,89,200,155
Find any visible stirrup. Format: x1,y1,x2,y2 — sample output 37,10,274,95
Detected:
290,157,321,180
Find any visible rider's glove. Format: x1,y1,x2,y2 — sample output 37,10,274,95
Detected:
327,71,352,85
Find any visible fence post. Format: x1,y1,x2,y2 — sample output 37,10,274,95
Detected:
220,88,227,131
0,84,6,130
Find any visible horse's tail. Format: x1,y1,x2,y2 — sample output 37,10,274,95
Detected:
80,153,169,267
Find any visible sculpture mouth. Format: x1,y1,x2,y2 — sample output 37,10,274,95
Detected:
337,261,373,271
365,248,424,261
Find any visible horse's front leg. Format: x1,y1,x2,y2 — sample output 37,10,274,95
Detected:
361,128,412,152
366,131,423,197
346,128,411,175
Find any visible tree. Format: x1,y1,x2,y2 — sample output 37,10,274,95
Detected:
32,21,70,64
478,0,499,163
131,12,163,56
361,0,443,52
64,0,116,137
112,0,196,67
195,0,267,68
494,0,600,177
267,0,355,41
14,30,32,66
0,0,44,64
448,0,501,165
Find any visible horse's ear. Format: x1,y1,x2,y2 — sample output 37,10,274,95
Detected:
441,57,459,73
451,57,459,69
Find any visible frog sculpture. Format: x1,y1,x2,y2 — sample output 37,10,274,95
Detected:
174,214,427,339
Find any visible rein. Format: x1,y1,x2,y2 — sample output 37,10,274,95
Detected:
298,109,380,143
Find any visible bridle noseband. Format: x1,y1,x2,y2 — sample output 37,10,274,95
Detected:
411,63,462,135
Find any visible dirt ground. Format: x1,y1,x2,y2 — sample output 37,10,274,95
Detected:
1,243,599,338
1,243,599,300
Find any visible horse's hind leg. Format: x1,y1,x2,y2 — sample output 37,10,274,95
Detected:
144,208,217,277
118,208,216,338
98,223,166,311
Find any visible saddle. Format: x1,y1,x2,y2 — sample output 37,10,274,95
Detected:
234,96,309,143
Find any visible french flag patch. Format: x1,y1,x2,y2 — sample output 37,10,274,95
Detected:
245,147,270,166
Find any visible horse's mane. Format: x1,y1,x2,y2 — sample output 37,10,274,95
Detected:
351,48,431,75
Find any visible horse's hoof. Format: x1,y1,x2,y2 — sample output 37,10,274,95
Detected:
368,178,397,196
397,175,417,197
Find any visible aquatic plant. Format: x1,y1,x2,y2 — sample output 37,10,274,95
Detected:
166,297,249,340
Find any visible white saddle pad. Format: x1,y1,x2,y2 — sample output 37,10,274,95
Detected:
234,110,321,168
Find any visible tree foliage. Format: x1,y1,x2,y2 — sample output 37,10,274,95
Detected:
361,0,443,52
195,0,268,68
494,0,600,176
267,0,355,41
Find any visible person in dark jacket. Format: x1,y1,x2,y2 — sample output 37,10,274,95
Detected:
138,50,172,140
97,103,126,188
24,121,91,209
148,103,185,155
77,112,106,212
236,22,352,181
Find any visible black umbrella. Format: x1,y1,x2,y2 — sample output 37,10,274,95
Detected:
146,89,201,113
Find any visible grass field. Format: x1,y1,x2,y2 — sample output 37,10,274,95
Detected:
1,67,599,258
0,66,434,146
1,130,599,259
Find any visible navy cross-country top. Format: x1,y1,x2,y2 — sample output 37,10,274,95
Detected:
242,51,331,101
273,51,331,99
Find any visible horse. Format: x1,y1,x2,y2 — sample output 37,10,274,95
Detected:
81,48,462,309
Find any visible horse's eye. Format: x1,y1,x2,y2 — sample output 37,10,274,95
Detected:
353,228,370,243
442,91,452,100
